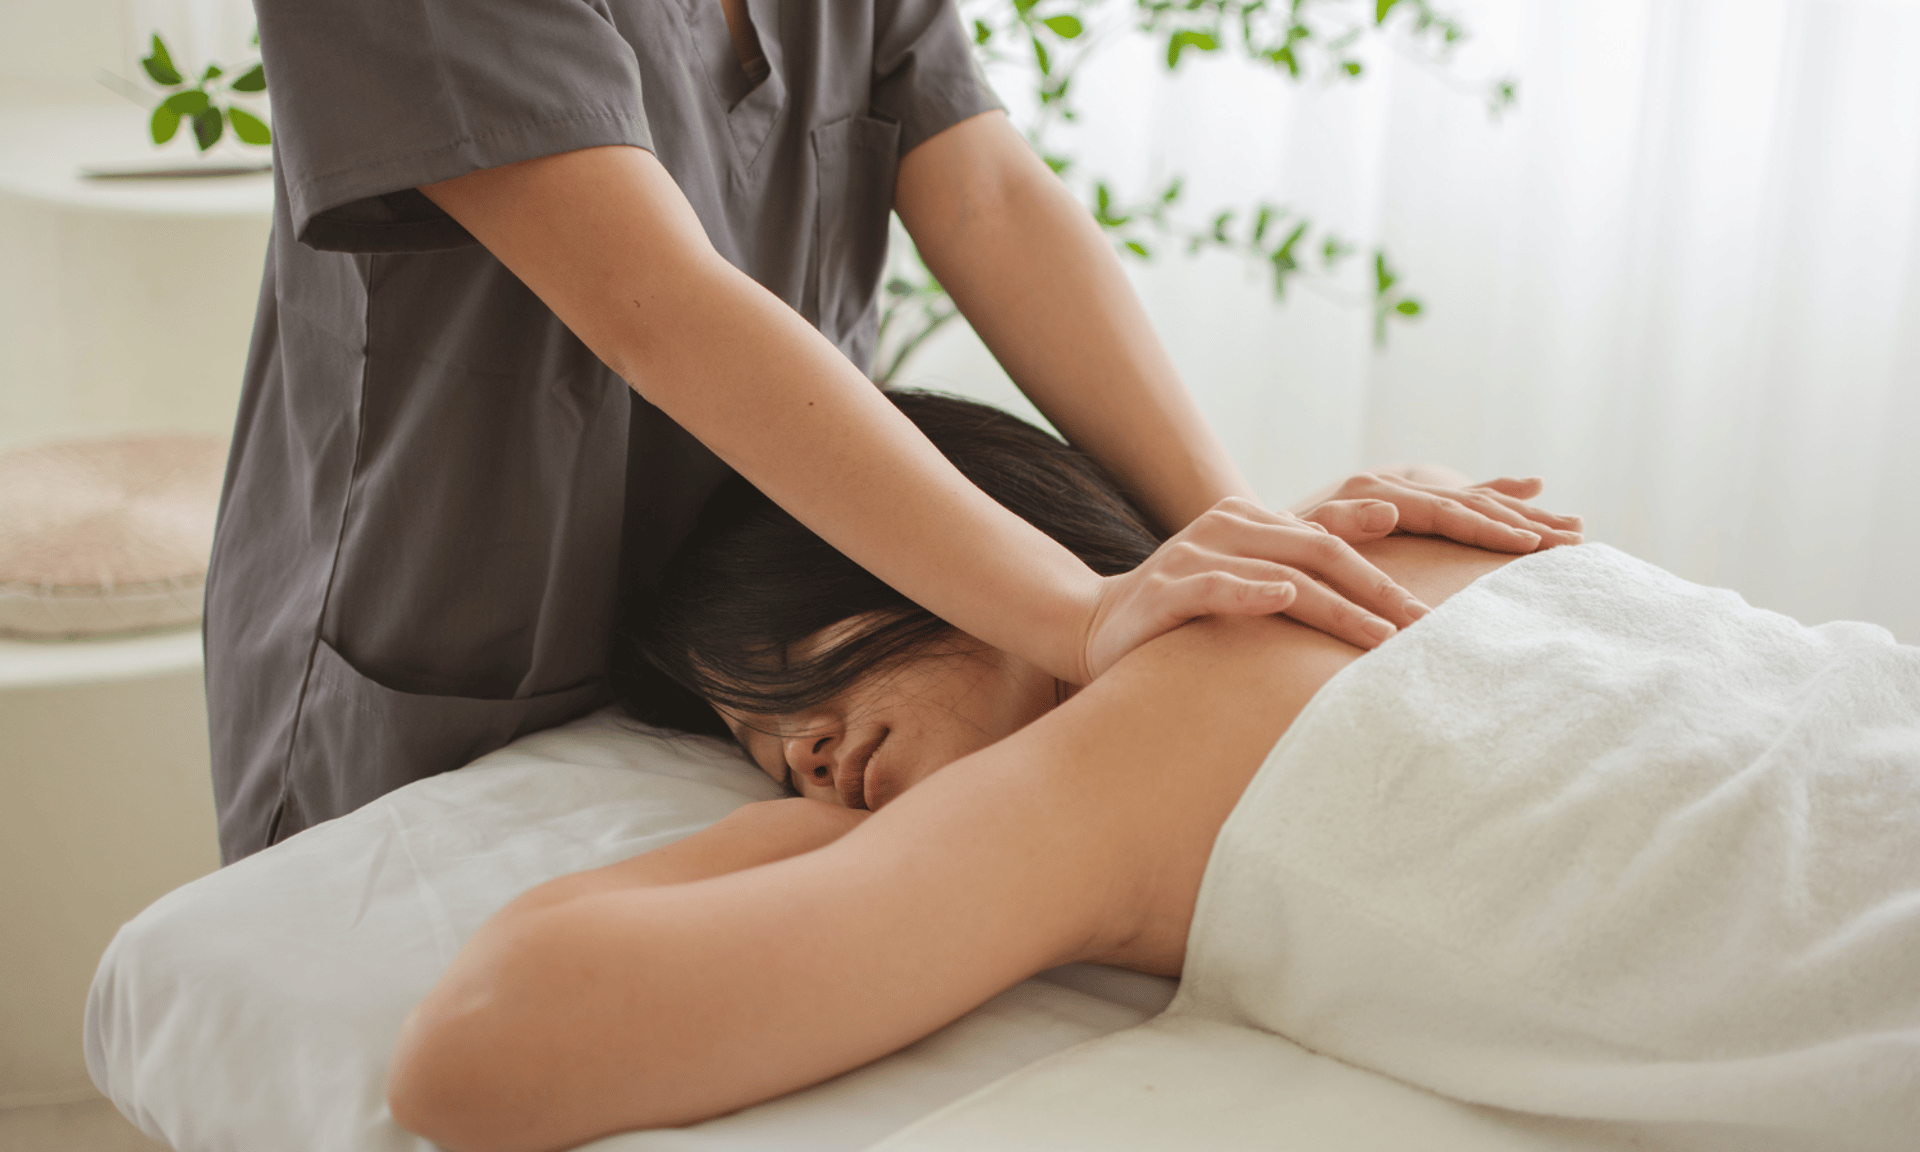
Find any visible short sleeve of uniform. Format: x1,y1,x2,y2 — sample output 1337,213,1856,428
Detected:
870,0,1003,160
255,0,650,253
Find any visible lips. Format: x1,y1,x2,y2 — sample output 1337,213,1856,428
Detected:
835,728,887,810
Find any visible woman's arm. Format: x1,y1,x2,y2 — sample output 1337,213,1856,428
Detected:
506,798,868,917
419,146,1111,683
387,610,1344,1152
386,733,1132,1151
895,111,1254,533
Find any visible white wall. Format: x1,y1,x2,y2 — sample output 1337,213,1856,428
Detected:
0,0,257,88
0,0,262,1139
0,0,270,455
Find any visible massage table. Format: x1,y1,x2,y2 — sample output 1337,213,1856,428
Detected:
87,546,1920,1150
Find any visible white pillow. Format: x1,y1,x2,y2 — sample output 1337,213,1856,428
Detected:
86,708,1175,1152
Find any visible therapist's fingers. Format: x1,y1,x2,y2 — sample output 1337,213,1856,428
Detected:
1160,559,1402,651
1296,470,1583,569
1199,502,1429,628
1364,475,1580,552
1271,572,1409,650
1300,498,1401,544
1077,499,1431,678
1470,480,1584,539
1396,487,1547,552
1475,476,1545,500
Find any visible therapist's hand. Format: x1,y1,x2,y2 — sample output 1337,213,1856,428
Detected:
1297,473,1583,552
1077,497,1430,680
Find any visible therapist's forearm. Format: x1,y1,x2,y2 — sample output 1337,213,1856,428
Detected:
897,112,1256,534
615,250,1104,678
420,147,1104,683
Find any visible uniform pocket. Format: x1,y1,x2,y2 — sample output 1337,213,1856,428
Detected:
811,116,901,372
281,638,609,841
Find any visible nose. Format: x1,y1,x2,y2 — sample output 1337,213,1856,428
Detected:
783,730,840,791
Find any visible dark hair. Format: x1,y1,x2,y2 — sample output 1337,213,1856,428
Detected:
612,390,1163,735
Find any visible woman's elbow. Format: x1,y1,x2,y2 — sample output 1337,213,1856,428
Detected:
387,930,557,1152
388,994,509,1151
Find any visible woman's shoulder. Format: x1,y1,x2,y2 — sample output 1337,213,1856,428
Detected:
1353,535,1523,606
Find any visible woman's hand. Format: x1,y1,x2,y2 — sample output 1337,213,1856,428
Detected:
1296,472,1583,552
1077,497,1432,680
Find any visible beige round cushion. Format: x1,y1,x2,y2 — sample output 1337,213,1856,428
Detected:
0,434,227,640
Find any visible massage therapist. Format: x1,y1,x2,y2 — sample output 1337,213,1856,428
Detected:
204,0,1576,862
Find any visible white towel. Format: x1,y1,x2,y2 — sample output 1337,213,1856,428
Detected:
877,544,1920,1152
1179,543,1920,1149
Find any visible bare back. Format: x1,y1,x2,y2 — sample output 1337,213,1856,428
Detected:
1011,535,1517,976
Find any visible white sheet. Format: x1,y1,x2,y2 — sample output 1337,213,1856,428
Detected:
879,544,1920,1151
83,711,1176,1152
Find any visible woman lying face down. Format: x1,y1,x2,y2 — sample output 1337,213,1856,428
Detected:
623,391,1169,807
388,395,1531,1152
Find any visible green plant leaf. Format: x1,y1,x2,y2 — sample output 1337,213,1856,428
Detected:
1271,256,1299,298
1161,177,1182,204
202,63,223,82
1033,35,1051,74
1321,235,1356,267
1374,251,1396,295
1488,77,1518,117
1043,14,1083,38
1275,221,1307,260
162,89,211,115
1166,29,1217,70
191,106,224,151
1395,299,1422,315
141,34,182,86
973,19,992,45
150,104,181,144
1342,60,1363,77
1014,0,1037,13
1375,0,1404,25
1125,239,1150,257
1253,205,1273,244
227,105,271,145
886,277,915,297
230,63,266,92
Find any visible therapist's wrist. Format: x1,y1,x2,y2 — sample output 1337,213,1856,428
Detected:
1125,460,1260,537
960,549,1106,687
1034,564,1110,687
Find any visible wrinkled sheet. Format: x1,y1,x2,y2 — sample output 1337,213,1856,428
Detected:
85,711,1176,1152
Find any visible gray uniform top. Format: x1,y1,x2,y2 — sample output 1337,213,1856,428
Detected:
206,0,998,861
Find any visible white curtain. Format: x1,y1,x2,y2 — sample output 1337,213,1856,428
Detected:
903,0,1920,643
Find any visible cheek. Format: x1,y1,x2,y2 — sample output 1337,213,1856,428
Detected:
889,683,1043,791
